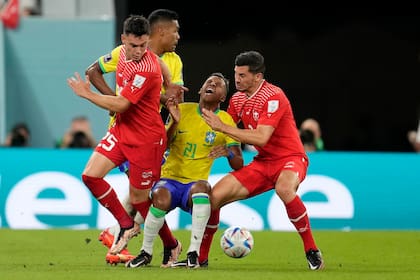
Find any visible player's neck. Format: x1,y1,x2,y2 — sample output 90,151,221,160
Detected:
200,103,219,113
245,80,264,97
148,43,164,57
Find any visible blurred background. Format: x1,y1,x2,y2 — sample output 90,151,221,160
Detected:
1,1,420,232
1,0,420,151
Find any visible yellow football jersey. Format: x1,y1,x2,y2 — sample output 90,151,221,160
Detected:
161,103,240,183
159,52,183,111
160,52,184,92
97,45,122,128
98,45,121,78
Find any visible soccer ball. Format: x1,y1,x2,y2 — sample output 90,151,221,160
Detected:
220,226,254,258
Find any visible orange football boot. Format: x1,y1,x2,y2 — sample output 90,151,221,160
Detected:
98,228,114,248
106,248,135,265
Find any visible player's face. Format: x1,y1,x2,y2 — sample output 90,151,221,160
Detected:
199,76,226,104
234,65,260,95
160,20,180,52
122,33,150,61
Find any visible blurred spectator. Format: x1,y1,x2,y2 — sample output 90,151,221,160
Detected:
68,131,93,148
20,0,40,16
3,122,31,147
407,120,420,153
21,5,40,16
0,0,39,16
56,116,96,148
300,129,317,152
300,118,324,151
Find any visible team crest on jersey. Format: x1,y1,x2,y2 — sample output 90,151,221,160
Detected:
268,100,279,113
253,110,259,121
131,74,146,91
205,131,216,144
104,53,112,63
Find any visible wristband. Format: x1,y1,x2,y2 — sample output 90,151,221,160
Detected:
227,150,234,160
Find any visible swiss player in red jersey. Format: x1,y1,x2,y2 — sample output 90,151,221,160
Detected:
67,15,167,256
201,51,324,270
84,10,185,266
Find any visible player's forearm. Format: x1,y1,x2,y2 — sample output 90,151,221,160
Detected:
166,122,178,147
86,62,115,96
85,93,128,113
158,57,172,89
227,146,244,170
221,124,270,147
160,93,169,106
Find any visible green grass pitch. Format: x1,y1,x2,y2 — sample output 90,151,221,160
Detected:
1,229,419,280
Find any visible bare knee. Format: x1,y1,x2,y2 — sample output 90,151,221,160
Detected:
191,180,211,194
275,171,301,203
151,187,171,211
188,180,211,207
275,181,299,204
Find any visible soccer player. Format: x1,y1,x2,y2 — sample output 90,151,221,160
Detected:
147,9,185,120
125,73,243,268
67,14,167,262
85,9,185,266
199,51,325,270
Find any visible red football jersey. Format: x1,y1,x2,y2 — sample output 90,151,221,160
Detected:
227,80,306,161
112,47,165,146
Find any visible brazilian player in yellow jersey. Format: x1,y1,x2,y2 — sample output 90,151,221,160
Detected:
126,72,243,269
85,9,187,267
147,9,184,120
161,100,240,183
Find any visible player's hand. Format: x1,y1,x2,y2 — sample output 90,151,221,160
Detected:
208,145,229,159
165,83,189,103
166,96,180,123
67,72,91,98
202,108,224,132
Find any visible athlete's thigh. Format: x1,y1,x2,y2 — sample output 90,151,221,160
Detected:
211,173,248,209
85,130,126,177
275,155,308,190
83,151,117,177
231,160,275,197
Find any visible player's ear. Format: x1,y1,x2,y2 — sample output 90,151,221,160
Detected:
255,73,263,82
